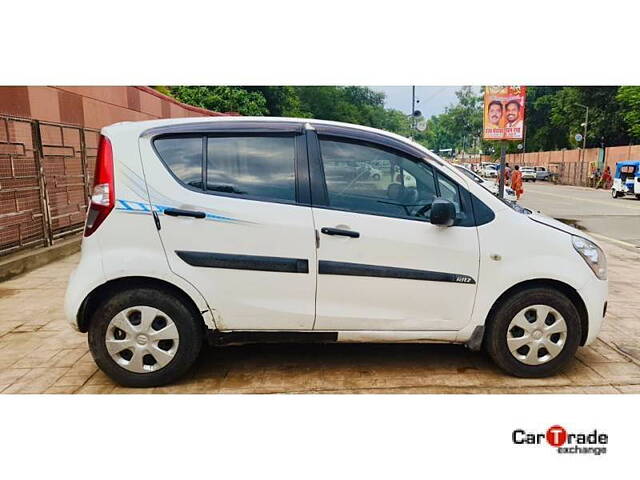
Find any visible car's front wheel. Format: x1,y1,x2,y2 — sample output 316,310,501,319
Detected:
485,287,582,377
88,287,203,387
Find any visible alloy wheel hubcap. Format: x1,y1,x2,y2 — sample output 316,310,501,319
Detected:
506,304,567,365
105,306,180,373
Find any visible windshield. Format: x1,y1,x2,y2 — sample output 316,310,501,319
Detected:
455,166,483,184
496,194,532,214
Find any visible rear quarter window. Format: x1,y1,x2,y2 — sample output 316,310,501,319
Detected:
154,136,203,188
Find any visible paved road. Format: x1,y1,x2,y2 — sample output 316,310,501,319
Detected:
518,182,640,248
1,238,639,394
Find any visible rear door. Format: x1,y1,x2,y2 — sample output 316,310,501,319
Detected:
308,126,480,332
138,122,317,330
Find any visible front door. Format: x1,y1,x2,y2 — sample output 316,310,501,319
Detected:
139,124,317,330
310,133,480,331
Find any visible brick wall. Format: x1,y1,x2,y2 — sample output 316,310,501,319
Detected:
0,86,229,128
0,87,230,257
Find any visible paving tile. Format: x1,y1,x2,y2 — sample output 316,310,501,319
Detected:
86,370,117,386
1,367,68,394
54,375,92,387
11,348,61,368
613,385,640,394
49,348,88,368
0,368,31,385
588,362,640,383
75,385,116,394
44,385,79,394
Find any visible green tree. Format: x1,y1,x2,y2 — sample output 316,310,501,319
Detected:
617,86,640,141
420,86,483,154
548,87,628,148
170,86,269,116
243,86,309,117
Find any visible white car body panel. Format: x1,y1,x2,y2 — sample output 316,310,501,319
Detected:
312,207,479,331
136,137,318,331
64,116,607,351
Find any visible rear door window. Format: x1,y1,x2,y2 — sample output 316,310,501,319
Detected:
206,135,296,202
154,134,298,203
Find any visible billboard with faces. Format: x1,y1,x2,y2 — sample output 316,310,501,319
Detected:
482,86,526,141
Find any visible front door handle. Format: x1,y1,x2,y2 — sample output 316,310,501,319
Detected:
320,227,360,238
164,208,206,219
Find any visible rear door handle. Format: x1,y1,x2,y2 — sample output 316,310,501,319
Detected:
320,227,360,238
163,208,206,219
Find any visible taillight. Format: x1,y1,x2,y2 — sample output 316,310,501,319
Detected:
84,135,115,236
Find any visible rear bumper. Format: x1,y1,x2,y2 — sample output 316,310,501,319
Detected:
577,276,608,346
64,243,106,331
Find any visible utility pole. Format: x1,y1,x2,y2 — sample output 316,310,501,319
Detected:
576,103,589,186
498,142,506,199
411,85,416,137
522,123,527,165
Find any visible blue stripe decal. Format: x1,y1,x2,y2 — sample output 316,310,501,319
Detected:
115,199,238,223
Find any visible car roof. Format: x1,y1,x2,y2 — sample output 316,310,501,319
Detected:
616,160,640,166
106,115,435,155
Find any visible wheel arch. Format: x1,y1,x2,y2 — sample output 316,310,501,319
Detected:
77,276,209,333
483,278,589,347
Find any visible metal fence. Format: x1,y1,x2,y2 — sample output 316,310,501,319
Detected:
548,161,590,187
0,114,98,257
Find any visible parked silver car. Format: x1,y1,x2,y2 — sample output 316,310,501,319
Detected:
521,167,537,182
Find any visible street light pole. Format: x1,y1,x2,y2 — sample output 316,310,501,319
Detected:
576,103,589,150
411,85,416,136
576,103,589,186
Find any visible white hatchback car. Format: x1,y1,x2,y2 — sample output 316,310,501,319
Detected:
65,117,608,387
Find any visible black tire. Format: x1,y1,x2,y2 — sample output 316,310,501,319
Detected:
612,189,621,198
485,287,582,378
372,173,381,181
88,287,203,387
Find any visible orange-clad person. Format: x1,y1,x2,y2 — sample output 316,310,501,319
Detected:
511,165,524,200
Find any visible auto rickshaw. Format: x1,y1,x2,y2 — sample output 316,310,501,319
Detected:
611,160,640,199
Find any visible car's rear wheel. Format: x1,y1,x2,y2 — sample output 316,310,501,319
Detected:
88,287,203,387
485,287,581,377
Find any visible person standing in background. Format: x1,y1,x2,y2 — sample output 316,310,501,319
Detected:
600,166,613,189
511,165,524,201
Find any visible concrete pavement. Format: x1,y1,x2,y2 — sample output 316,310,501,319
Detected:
0,220,639,393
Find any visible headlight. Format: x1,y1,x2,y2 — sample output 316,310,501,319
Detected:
572,236,607,280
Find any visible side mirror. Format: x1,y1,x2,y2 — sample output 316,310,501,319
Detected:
430,198,456,227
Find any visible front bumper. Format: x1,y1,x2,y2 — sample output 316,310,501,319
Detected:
577,276,608,346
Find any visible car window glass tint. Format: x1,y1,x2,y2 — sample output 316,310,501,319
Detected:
319,138,437,219
437,174,462,214
206,136,296,202
154,137,203,188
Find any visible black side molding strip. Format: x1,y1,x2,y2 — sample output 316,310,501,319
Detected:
208,330,338,346
318,260,475,284
176,251,309,273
